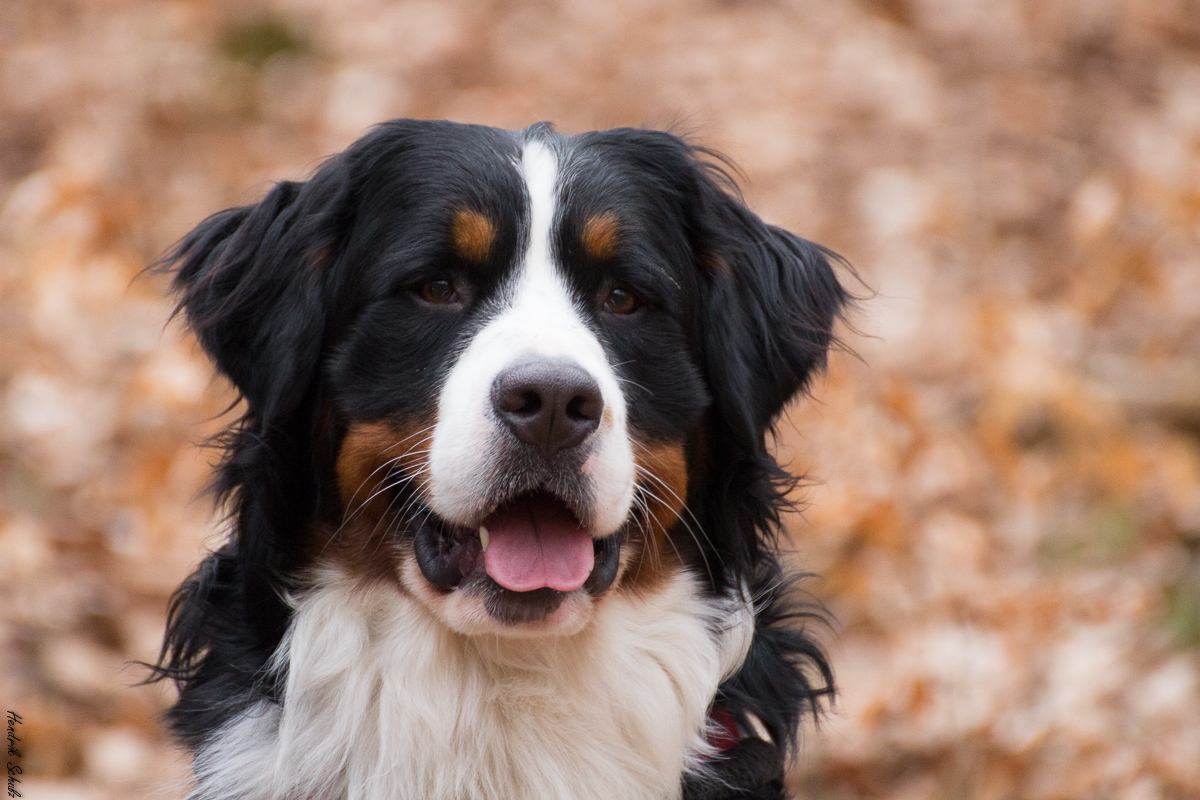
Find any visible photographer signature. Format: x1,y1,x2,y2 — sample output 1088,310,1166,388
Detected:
6,711,21,799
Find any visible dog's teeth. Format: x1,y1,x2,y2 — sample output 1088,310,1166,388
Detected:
479,525,489,551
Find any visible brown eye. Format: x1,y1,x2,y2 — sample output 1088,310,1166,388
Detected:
419,279,458,304
603,286,641,315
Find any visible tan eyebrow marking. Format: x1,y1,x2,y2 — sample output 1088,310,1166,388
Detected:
450,209,496,263
581,212,620,261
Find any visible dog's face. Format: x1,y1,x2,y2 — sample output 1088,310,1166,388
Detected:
331,133,709,635
169,120,845,640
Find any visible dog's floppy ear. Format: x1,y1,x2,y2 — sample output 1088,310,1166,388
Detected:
691,169,848,443
683,163,844,759
154,170,350,671
162,173,345,420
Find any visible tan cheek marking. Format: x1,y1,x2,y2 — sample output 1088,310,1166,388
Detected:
626,440,689,590
332,419,434,579
581,212,620,261
450,209,496,263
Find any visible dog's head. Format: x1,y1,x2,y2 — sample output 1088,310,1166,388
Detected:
167,120,846,639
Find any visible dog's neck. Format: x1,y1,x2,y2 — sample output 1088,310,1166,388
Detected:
189,567,752,800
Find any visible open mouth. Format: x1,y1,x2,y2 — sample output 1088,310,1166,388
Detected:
413,490,623,625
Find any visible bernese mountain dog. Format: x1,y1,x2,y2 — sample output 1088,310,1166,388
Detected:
152,119,848,800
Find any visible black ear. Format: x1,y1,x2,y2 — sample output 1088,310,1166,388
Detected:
677,158,850,584
163,173,344,420
692,172,848,443
150,171,350,704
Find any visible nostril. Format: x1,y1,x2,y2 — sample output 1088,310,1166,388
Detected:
565,393,602,421
500,389,542,416
520,392,542,415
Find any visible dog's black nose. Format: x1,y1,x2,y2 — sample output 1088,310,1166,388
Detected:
492,360,604,456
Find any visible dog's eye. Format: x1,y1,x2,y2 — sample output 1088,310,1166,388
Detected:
419,280,458,304
603,286,641,315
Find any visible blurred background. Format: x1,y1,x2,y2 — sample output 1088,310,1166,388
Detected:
2,0,1199,798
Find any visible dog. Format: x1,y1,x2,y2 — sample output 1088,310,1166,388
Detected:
152,119,848,800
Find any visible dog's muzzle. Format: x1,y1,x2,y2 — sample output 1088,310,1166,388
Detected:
415,357,624,624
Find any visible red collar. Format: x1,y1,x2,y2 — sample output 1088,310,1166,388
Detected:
705,707,743,755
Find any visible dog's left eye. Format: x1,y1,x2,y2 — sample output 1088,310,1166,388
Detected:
419,279,459,304
603,286,641,315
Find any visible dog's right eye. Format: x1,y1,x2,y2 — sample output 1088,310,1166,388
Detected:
602,286,642,315
418,279,459,304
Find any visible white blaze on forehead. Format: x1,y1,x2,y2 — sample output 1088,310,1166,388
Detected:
522,138,558,297
426,139,635,535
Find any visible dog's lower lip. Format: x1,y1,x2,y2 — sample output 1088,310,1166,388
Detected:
412,510,484,591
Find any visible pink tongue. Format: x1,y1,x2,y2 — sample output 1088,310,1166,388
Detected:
483,496,594,593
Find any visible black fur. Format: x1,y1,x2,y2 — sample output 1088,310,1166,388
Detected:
682,739,786,799
150,120,848,799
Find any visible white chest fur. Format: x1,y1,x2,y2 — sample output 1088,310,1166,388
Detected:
189,569,753,800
